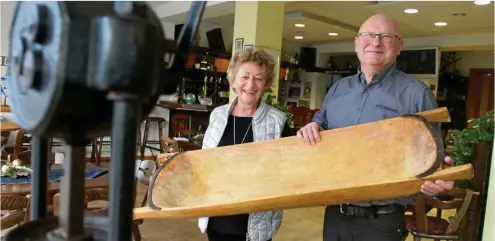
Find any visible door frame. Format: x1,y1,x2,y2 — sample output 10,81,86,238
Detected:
466,68,494,122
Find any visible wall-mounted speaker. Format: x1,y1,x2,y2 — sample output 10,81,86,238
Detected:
300,47,316,69
206,28,226,52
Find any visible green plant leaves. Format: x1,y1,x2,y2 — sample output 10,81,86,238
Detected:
451,109,494,167
263,88,295,129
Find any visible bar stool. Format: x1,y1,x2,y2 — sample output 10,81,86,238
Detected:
140,116,166,158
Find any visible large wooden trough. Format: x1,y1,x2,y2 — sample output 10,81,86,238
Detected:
133,107,473,220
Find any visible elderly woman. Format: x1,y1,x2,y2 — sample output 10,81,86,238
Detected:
195,48,293,241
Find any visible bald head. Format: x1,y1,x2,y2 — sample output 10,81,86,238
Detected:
354,13,404,80
359,14,401,37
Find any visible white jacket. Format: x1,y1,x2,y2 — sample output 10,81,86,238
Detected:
199,97,287,241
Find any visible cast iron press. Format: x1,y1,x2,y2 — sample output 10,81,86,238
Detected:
5,1,205,240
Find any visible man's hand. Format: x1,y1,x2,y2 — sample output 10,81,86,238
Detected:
420,155,455,196
296,122,321,145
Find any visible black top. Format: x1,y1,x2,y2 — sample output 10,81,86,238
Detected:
207,114,294,235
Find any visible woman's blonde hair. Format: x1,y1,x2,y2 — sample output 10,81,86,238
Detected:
226,48,276,87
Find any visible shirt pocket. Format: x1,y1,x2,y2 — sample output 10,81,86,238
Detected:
375,104,401,119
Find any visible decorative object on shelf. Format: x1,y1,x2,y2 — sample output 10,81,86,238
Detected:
185,93,197,104
263,88,295,128
198,96,212,106
234,38,243,53
198,76,213,106
244,44,253,50
303,85,311,99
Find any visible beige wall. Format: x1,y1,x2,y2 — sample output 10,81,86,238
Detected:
0,1,16,77
455,51,495,76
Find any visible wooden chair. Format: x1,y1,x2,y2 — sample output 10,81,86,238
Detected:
53,188,142,241
286,106,317,131
1,195,54,237
405,188,479,240
1,129,26,161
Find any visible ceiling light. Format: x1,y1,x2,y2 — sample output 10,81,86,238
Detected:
295,23,305,27
434,22,448,27
294,36,303,40
404,9,418,14
328,32,339,36
474,0,491,5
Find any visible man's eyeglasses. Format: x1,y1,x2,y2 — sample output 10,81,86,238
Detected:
357,32,401,42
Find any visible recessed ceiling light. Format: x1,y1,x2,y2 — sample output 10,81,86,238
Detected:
294,36,303,40
404,9,418,14
328,32,339,36
434,22,448,26
474,0,491,5
295,23,305,27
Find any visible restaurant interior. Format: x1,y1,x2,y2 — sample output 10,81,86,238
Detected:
1,1,494,240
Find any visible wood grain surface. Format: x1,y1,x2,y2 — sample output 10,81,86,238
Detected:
133,108,473,220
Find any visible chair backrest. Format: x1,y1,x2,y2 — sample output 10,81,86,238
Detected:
53,188,109,216
414,188,479,235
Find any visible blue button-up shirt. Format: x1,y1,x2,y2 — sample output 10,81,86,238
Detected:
313,63,440,207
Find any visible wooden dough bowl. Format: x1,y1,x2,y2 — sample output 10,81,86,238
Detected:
134,107,473,220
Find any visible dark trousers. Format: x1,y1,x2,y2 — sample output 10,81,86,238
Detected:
206,229,272,241
323,206,407,241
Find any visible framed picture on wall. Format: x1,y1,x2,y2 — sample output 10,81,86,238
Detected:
288,87,301,98
235,38,244,53
244,44,253,50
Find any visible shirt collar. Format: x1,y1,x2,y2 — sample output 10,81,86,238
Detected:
357,62,397,86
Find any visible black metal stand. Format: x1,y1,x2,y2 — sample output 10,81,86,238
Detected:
4,1,206,240
108,94,141,241
30,137,48,220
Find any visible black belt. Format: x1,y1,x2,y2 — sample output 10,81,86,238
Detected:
338,204,405,218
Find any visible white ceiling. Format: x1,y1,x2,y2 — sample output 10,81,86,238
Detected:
283,1,494,44
196,1,494,46
146,1,170,7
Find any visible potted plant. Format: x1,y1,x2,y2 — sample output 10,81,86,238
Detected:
450,110,494,166
263,88,295,129
448,110,494,187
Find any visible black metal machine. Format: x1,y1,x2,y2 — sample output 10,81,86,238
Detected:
5,1,206,240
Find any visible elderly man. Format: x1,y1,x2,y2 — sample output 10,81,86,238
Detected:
297,14,454,241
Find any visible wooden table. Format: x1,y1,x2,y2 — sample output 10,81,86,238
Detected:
1,163,109,198
0,105,11,113
1,121,20,132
